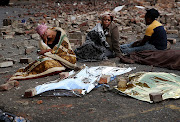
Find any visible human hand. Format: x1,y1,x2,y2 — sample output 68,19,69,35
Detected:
131,41,140,47
37,50,46,55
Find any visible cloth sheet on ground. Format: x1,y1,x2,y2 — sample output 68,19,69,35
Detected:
24,66,135,97
114,72,180,103
119,49,180,70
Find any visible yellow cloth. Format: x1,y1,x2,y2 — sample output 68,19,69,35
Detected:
145,20,162,37
10,27,76,80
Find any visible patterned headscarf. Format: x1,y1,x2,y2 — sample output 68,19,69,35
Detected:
36,24,48,36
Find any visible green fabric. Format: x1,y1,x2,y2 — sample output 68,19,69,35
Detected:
115,72,180,103
55,34,66,54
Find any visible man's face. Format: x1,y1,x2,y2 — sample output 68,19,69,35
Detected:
102,15,111,28
145,16,151,25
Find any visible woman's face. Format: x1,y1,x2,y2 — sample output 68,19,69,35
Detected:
46,29,53,39
102,15,111,28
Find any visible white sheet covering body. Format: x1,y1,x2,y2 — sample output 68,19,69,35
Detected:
35,66,134,96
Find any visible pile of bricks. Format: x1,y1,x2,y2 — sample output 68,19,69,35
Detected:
0,0,180,49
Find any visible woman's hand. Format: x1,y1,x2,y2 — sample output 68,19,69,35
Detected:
37,49,51,55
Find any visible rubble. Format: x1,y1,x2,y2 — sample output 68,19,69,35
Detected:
149,92,163,103
25,46,35,55
0,80,19,91
20,58,32,64
98,75,111,84
0,0,179,50
117,76,128,88
0,61,13,68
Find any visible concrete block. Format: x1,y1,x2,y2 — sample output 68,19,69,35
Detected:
20,58,32,64
149,92,163,103
0,61,13,67
98,75,111,84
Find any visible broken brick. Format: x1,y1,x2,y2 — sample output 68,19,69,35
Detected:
149,92,163,103
117,76,127,88
24,88,37,98
20,58,32,64
0,80,19,91
98,75,111,84
37,100,43,104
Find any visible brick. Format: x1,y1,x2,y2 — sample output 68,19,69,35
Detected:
0,80,19,91
177,2,180,7
69,39,82,45
31,34,40,39
149,92,163,103
123,27,132,32
0,61,13,68
72,89,83,94
4,58,16,64
167,38,176,44
68,32,82,40
166,30,178,34
80,26,89,32
3,19,12,26
0,54,4,63
117,76,127,88
37,100,43,104
25,46,35,54
24,88,37,97
15,29,25,35
59,72,69,80
20,58,32,64
17,23,25,28
3,35,14,39
98,75,111,84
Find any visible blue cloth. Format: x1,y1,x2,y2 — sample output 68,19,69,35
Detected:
120,42,157,55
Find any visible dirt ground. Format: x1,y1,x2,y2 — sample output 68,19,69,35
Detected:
0,2,180,122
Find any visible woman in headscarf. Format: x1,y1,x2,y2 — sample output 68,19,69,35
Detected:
120,8,169,55
9,24,77,80
75,11,121,62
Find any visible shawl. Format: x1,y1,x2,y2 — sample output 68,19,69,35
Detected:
10,27,77,80
75,23,110,62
